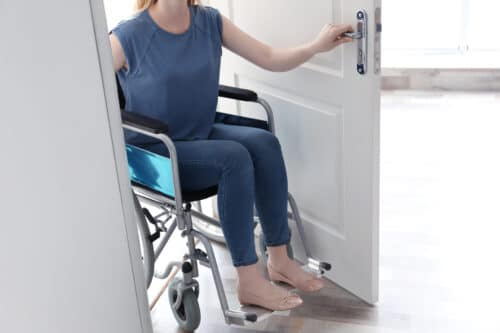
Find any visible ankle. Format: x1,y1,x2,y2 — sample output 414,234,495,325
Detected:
267,245,292,269
236,263,265,289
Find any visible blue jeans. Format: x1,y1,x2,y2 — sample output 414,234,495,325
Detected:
144,123,290,267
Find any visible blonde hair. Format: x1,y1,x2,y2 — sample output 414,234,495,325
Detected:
135,0,199,11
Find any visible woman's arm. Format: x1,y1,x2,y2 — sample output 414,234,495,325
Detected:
109,34,127,72
221,16,354,72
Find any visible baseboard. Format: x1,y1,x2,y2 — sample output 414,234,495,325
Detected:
381,68,500,91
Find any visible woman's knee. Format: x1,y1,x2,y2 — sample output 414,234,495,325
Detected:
220,141,254,173
247,130,283,160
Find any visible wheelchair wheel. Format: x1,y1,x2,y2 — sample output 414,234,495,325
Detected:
192,214,259,245
168,278,201,332
133,193,154,288
259,229,294,262
192,218,226,244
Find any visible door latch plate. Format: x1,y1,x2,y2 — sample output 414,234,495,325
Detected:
355,10,368,75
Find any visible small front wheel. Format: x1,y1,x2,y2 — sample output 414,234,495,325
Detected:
168,278,201,332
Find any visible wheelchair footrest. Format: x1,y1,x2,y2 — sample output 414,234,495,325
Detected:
305,258,332,276
319,261,332,272
245,313,258,322
226,307,271,326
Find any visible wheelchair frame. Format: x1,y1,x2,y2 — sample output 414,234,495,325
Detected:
122,85,331,328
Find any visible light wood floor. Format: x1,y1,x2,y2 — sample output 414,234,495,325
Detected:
148,91,500,333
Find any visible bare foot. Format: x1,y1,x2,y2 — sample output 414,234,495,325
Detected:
267,245,325,292
236,264,303,311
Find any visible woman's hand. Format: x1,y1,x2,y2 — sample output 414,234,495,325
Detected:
312,24,354,53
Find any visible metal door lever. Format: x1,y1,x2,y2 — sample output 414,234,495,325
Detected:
342,31,363,40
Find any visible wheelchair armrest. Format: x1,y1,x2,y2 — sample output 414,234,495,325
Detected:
121,110,169,135
121,110,184,212
218,85,258,102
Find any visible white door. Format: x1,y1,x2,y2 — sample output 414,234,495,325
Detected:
0,0,152,332
210,0,382,304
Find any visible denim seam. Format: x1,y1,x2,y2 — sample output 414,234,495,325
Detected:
262,216,291,247
232,256,259,268
178,159,225,170
265,237,291,247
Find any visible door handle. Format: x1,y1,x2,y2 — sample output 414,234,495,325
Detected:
342,10,368,75
343,31,363,40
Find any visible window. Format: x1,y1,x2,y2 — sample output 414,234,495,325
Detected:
466,0,500,51
382,0,500,68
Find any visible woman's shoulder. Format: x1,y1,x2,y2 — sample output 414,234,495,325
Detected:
110,11,157,74
196,5,221,19
111,11,155,39
192,5,222,36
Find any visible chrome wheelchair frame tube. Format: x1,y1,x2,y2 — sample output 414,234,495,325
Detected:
190,229,256,325
256,98,275,134
154,220,177,261
288,193,312,259
238,98,326,268
252,99,331,273
122,124,186,228
132,185,175,206
288,193,331,274
190,208,221,228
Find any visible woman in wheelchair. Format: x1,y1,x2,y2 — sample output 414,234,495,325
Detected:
110,0,353,311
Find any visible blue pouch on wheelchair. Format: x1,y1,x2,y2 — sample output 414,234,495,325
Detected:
126,144,175,198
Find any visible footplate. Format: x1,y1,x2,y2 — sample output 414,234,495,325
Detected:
305,258,332,276
225,309,261,326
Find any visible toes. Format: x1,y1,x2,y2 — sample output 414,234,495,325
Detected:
283,294,303,308
308,278,325,291
289,295,303,306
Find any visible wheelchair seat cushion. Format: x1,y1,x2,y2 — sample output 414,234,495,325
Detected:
126,144,218,202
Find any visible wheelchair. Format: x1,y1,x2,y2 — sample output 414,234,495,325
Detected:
118,78,332,331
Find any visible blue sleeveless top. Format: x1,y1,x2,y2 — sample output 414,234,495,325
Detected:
111,5,223,144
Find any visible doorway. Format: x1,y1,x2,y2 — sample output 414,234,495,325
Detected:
102,1,500,331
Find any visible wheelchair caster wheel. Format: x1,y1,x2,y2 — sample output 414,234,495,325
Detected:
168,278,201,332
259,230,294,262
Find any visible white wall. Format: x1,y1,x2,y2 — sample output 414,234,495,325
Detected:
0,1,152,332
